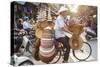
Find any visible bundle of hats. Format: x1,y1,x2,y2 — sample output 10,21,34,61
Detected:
35,20,54,39
39,26,57,63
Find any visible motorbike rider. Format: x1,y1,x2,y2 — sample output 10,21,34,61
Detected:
23,16,33,33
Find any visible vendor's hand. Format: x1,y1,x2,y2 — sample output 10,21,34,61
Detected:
69,32,73,35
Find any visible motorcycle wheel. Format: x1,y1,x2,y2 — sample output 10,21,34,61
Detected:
18,60,34,66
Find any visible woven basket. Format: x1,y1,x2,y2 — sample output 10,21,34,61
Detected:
39,48,57,63
69,36,83,50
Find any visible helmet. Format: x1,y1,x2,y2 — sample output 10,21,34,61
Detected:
23,16,29,21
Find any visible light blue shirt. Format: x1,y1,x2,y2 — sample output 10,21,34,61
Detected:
23,21,32,29
54,15,67,39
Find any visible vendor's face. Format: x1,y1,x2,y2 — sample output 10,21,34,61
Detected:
60,11,67,17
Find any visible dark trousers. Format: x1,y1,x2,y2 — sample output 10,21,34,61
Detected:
56,36,70,61
24,28,31,33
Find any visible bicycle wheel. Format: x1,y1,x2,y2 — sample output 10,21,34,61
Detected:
48,50,62,64
72,42,92,61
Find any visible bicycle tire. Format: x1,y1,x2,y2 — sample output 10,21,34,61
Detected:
48,50,62,64
72,42,92,61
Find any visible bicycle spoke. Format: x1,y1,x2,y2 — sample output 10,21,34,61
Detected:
73,42,92,61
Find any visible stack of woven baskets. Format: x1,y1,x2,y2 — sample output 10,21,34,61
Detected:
39,27,57,63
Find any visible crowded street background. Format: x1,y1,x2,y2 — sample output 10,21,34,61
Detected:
13,1,97,36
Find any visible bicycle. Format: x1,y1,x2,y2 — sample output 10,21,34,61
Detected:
48,36,92,64
33,19,92,64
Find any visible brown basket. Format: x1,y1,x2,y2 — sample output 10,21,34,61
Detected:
32,47,40,61
39,50,57,63
32,38,40,61
69,36,83,50
35,29,43,39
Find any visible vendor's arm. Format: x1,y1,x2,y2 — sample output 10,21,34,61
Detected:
57,19,72,34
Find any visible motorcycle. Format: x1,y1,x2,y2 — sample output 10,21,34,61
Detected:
11,30,35,66
85,27,97,41
11,54,34,66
